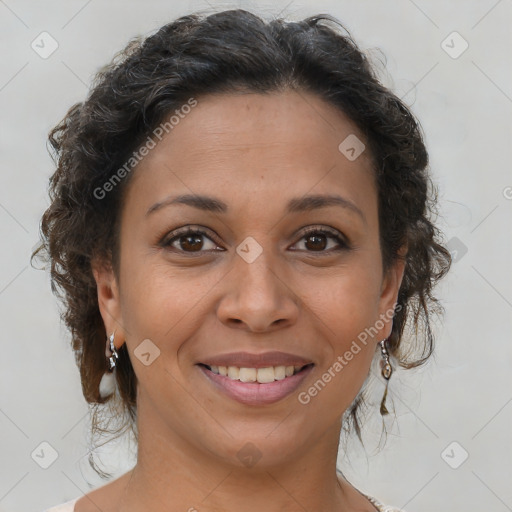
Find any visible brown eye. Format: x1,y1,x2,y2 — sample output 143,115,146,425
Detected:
178,234,205,252
161,228,222,253
304,233,328,251
293,227,349,254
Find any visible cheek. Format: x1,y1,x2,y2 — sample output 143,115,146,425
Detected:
298,279,379,416
120,271,182,333
118,255,218,369
308,264,382,340
300,263,382,394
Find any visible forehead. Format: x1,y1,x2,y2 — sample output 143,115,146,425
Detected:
150,90,370,162
125,90,376,216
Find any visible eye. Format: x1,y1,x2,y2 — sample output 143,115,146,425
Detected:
159,225,350,255
160,227,223,253
291,227,349,253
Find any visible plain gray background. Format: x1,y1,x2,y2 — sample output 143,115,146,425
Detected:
1,1,511,511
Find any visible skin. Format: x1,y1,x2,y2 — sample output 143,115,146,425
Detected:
83,90,406,512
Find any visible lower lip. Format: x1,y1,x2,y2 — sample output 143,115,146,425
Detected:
197,364,314,406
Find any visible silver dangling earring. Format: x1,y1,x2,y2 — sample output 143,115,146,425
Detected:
99,331,119,399
379,338,393,416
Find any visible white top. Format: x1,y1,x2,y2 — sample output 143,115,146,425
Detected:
44,495,406,511
44,498,78,511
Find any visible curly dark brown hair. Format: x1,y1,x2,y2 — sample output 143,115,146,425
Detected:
32,9,451,478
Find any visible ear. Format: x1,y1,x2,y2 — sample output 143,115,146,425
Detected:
91,257,126,350
376,245,407,340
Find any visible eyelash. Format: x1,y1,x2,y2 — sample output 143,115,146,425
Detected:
159,225,350,256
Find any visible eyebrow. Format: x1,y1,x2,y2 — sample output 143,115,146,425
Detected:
146,193,366,222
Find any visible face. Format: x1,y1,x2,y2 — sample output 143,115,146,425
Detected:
94,90,404,469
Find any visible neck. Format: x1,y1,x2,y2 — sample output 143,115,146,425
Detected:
112,393,360,511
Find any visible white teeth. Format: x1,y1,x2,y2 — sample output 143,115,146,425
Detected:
227,366,239,379
206,364,308,382
239,367,257,382
256,367,275,384
274,366,286,380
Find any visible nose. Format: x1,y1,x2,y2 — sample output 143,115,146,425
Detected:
216,249,299,333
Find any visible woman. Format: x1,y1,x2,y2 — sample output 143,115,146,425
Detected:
36,8,451,512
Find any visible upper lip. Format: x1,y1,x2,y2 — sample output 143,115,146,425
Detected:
199,351,314,369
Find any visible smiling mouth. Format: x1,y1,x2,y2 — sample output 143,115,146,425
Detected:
198,363,314,383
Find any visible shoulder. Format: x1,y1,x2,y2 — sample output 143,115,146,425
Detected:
336,470,406,512
43,497,79,512
44,492,406,512
65,469,133,512
365,494,408,512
